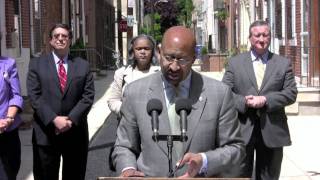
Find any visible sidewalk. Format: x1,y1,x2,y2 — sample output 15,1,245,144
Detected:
280,116,320,180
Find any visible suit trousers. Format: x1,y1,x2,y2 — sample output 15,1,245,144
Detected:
33,129,88,180
0,129,21,180
239,118,283,180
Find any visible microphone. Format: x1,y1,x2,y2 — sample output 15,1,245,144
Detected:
147,99,163,140
175,98,192,142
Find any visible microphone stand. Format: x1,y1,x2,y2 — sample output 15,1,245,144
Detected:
152,134,188,177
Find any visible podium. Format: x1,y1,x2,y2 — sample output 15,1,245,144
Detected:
97,178,249,180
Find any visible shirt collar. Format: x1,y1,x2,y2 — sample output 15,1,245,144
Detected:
52,52,68,64
250,50,269,63
162,71,192,92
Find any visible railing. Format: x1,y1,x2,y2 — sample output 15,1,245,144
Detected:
103,45,126,69
70,47,104,72
280,46,320,88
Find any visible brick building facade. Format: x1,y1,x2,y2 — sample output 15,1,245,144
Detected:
1,0,117,95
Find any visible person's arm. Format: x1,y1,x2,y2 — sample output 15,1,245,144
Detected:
111,86,141,175
106,68,125,115
5,106,19,125
6,59,23,126
0,106,20,132
27,58,57,126
67,60,95,125
178,87,244,177
202,87,245,177
222,59,247,113
264,59,297,112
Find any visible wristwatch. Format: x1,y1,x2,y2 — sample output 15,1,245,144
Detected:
6,116,14,122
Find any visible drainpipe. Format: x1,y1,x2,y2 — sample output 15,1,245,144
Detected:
81,0,86,43
18,0,22,55
30,0,34,55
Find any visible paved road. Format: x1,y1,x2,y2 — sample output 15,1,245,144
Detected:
85,113,118,179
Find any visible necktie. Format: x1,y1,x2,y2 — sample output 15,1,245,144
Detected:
58,59,67,92
168,87,183,159
255,57,265,90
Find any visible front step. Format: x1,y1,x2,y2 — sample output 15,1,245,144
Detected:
287,88,320,115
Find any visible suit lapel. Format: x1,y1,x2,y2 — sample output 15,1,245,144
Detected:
242,52,258,90
184,71,206,152
48,53,62,93
259,52,276,91
62,55,74,97
147,72,171,135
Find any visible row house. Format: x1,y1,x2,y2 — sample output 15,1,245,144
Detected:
194,0,319,88
0,0,117,95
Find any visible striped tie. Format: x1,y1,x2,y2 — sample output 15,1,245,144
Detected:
58,59,67,92
255,57,265,90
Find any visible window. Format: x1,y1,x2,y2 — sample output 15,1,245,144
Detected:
275,1,282,39
286,0,292,39
34,0,40,19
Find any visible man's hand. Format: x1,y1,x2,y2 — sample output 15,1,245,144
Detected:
53,116,72,134
245,95,266,108
178,153,203,178
120,169,145,177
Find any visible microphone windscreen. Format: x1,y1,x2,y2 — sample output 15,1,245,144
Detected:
147,99,163,115
175,98,192,115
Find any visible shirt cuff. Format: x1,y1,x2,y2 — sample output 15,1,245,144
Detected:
122,167,136,172
199,153,208,174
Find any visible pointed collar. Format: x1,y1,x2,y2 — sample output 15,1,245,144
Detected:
250,50,269,63
52,51,68,64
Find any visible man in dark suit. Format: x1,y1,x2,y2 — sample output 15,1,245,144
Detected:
111,26,244,178
27,23,94,180
222,20,298,180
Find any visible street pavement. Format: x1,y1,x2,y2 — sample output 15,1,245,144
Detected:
17,69,320,180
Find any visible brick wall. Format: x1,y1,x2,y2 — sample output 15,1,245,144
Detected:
295,0,301,77
5,0,14,48
280,45,301,76
200,54,226,72
279,0,302,77
5,0,30,49
21,0,30,48
43,0,62,53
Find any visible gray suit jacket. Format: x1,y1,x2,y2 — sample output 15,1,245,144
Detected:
222,51,297,147
112,71,244,177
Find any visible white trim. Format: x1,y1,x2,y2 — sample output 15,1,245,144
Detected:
281,0,285,40
30,0,35,55
269,0,276,52
291,0,296,39
300,0,309,76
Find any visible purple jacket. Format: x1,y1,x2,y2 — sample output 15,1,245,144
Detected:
0,56,23,131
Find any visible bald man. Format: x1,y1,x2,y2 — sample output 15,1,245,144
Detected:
111,26,244,178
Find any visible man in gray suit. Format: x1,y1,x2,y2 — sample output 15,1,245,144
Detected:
112,26,244,178
222,20,298,180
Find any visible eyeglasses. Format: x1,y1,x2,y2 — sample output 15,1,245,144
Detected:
52,33,69,40
162,54,192,66
251,33,270,38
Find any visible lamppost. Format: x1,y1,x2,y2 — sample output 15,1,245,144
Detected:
150,0,168,38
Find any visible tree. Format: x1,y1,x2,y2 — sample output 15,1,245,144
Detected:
176,0,194,27
140,13,162,42
141,0,194,40
142,0,179,40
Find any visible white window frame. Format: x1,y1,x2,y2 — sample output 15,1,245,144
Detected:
300,0,309,77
